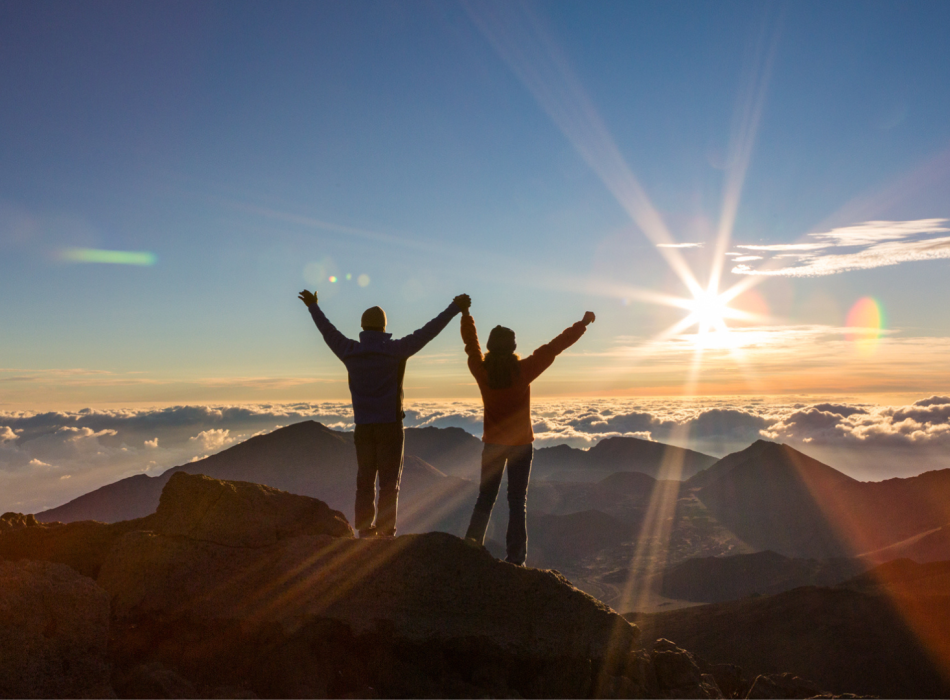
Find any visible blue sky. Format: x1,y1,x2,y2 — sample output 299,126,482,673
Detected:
2,0,950,407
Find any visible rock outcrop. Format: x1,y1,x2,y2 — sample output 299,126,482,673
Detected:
0,517,149,579
744,672,821,699
0,472,353,578
0,511,41,530
147,471,354,546
0,559,112,699
2,471,859,698
99,527,640,697
100,530,630,654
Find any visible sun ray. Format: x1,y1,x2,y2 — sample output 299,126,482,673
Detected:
708,9,782,295
463,0,703,297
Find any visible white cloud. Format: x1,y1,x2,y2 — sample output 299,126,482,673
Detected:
58,427,118,442
812,219,949,245
0,426,19,442
763,396,950,447
732,219,950,277
189,429,235,451
656,242,703,248
2,396,950,513
732,255,763,262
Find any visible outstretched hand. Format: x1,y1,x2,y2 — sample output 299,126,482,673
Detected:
298,290,318,307
453,294,472,315
582,311,596,325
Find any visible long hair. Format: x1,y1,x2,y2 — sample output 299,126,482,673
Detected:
484,325,520,389
483,351,521,390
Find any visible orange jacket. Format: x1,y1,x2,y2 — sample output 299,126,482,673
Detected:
462,314,587,445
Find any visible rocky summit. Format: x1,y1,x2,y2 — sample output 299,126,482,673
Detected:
0,471,851,698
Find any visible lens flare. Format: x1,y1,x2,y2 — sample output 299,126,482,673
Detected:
328,276,338,284
846,297,884,353
60,248,156,266
304,259,335,286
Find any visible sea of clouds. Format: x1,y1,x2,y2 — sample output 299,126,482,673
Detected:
2,396,950,513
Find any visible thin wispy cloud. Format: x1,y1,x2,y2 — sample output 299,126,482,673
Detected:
656,242,704,249
813,219,949,245
737,242,832,252
733,219,950,276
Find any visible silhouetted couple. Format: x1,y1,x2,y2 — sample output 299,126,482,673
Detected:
299,289,594,565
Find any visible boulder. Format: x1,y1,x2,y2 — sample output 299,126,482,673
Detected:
0,559,112,698
149,471,354,546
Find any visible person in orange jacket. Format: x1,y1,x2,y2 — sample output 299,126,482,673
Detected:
461,305,595,565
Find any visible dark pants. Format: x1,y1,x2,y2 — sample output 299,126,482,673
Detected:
354,421,404,536
465,443,533,565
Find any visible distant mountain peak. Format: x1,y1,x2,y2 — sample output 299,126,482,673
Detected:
688,439,854,490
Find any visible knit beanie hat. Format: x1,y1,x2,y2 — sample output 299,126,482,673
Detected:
487,326,516,354
361,306,387,329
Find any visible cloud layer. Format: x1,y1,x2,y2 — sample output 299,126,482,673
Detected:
3,396,950,513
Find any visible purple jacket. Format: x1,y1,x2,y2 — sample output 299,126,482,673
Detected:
308,303,460,424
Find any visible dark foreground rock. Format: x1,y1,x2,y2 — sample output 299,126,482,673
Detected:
0,516,150,579
744,672,821,699
99,528,642,697
0,559,113,698
2,472,856,698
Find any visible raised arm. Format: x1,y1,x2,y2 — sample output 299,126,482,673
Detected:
298,289,358,360
520,311,595,383
390,295,470,357
460,312,485,377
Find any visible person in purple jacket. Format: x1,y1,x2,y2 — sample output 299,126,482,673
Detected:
299,289,471,538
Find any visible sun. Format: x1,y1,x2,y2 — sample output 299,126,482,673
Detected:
678,287,751,349
686,289,730,334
